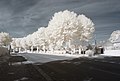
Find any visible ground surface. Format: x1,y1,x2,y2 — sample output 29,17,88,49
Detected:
19,53,76,63
0,53,120,81
39,57,120,81
0,63,46,81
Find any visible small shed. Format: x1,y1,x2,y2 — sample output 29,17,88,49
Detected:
94,46,104,55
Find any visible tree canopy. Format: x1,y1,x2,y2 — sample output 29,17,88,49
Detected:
11,10,95,50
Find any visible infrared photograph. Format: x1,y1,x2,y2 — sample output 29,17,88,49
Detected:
0,0,120,81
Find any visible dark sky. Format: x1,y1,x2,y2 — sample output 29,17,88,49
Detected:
0,0,120,41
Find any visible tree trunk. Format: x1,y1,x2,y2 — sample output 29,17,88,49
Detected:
25,49,27,52
37,46,39,53
73,48,76,54
19,47,21,53
68,39,71,48
31,46,33,53
79,48,81,54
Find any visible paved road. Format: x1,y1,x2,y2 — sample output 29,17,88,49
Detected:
39,57,120,81
19,53,120,81
19,53,76,63
1,53,120,81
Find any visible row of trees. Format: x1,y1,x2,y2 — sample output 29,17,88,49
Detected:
10,10,95,53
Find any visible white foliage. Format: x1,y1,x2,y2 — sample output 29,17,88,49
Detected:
11,10,95,51
11,38,16,49
105,30,120,50
25,34,33,47
15,38,22,48
0,32,12,46
31,27,48,48
47,10,95,48
20,37,28,49
109,30,120,43
76,14,95,41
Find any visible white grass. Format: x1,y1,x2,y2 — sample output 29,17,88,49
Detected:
40,50,120,57
101,50,120,56
20,50,120,58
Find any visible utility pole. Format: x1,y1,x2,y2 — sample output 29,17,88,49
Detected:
94,34,97,46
